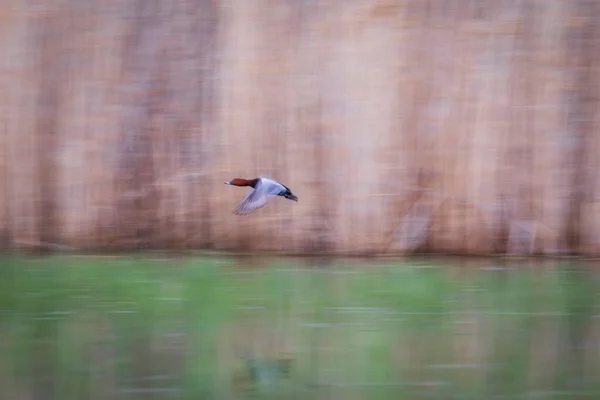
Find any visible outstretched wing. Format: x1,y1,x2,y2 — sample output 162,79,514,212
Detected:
232,179,273,215
234,188,269,215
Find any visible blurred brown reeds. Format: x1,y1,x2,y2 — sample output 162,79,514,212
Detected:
1,0,600,255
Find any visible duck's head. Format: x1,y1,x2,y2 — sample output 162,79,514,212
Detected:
225,178,252,186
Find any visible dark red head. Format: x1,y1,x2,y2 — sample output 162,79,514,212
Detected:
224,178,254,187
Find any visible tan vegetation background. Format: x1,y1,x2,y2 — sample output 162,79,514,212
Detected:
1,0,600,255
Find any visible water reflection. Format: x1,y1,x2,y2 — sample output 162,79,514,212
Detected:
0,254,599,399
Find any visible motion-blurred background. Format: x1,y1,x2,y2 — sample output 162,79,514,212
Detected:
1,1,600,399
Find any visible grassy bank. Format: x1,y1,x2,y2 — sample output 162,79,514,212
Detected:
0,254,598,399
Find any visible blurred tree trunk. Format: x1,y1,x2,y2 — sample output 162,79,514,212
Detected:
35,10,66,253
114,0,162,249
564,0,599,253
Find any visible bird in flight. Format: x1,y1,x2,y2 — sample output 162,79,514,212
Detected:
224,176,298,215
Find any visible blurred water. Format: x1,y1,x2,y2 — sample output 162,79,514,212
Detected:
0,254,599,399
